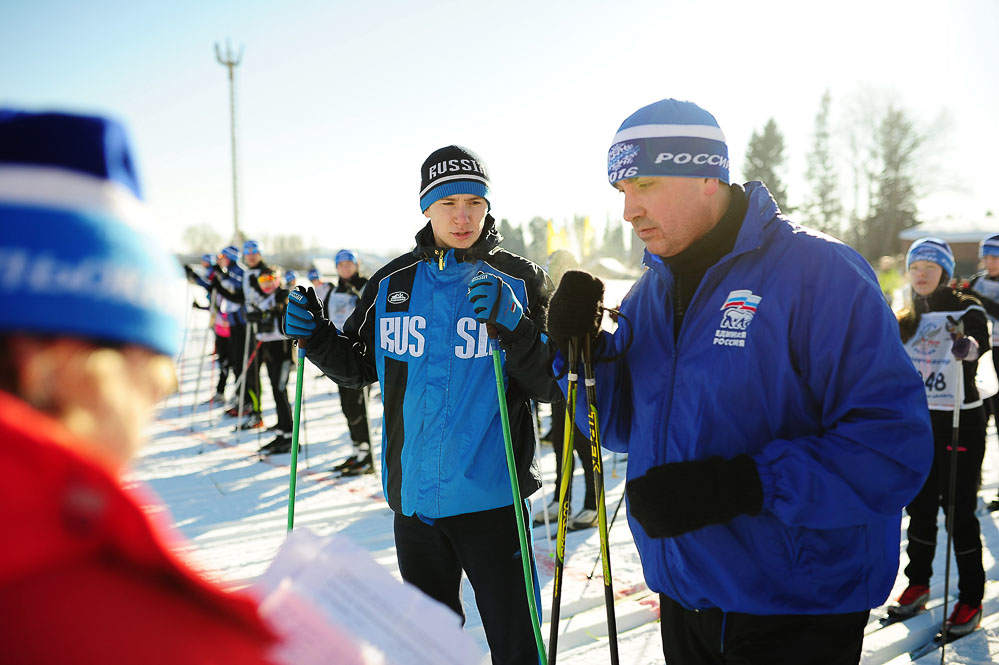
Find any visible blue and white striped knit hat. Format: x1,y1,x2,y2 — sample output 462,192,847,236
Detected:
906,237,955,279
980,234,999,258
0,110,183,356
220,245,239,262
608,99,729,185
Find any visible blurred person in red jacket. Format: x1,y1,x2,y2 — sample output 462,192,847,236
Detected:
0,109,279,664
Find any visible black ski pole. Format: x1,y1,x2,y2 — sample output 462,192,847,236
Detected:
587,489,626,581
582,334,619,665
235,321,254,430
940,352,964,663
548,338,579,665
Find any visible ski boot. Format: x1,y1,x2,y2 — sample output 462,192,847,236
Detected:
259,432,290,454
567,508,599,531
944,602,982,638
331,456,359,474
533,499,560,526
259,434,300,456
339,453,374,476
238,412,263,430
202,392,225,406
886,584,930,619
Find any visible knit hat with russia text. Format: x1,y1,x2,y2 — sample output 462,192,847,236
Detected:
607,98,729,186
419,145,490,212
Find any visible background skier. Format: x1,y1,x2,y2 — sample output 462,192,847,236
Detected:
890,238,988,636
325,251,375,476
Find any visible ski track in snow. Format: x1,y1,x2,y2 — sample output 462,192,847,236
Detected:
133,280,999,664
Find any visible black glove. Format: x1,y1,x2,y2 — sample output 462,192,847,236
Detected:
626,455,763,538
548,270,604,350
245,309,263,324
183,264,198,283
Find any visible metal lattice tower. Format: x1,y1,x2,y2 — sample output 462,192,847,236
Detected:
215,40,244,237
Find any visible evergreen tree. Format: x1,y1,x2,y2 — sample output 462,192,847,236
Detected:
743,118,789,210
527,216,549,264
854,105,922,260
602,220,626,262
497,218,527,257
802,90,843,236
628,226,646,267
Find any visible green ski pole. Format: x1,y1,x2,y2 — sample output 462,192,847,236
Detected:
490,334,548,665
287,345,306,531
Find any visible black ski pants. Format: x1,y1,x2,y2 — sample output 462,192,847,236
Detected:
550,398,595,510
394,504,540,665
214,333,231,396
338,385,370,452
229,323,261,414
659,594,868,664
261,339,293,433
903,406,985,606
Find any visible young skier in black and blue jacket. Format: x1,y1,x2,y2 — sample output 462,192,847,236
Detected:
284,146,558,665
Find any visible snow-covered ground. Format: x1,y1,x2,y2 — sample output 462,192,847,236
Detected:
132,281,999,664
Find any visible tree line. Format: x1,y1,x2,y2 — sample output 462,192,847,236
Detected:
184,87,961,270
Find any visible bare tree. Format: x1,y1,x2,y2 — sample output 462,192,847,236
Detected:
182,223,223,255
837,88,951,260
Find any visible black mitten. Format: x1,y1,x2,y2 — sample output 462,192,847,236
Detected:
626,455,763,538
548,270,604,350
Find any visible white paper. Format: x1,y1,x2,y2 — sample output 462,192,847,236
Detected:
257,528,485,665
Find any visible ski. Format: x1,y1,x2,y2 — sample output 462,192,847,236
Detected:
907,629,975,661
876,607,927,628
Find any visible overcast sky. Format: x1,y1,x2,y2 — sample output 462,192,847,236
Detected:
3,0,997,254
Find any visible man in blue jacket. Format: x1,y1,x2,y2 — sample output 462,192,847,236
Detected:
284,146,558,665
549,99,934,664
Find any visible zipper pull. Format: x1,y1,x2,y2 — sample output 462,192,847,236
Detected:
437,249,446,271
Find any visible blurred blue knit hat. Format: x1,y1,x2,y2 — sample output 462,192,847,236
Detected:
284,270,296,284
980,234,999,259
608,99,729,185
307,268,320,281
0,109,183,356
335,249,357,265
243,239,261,255
906,237,955,279
220,245,239,262
201,253,213,264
